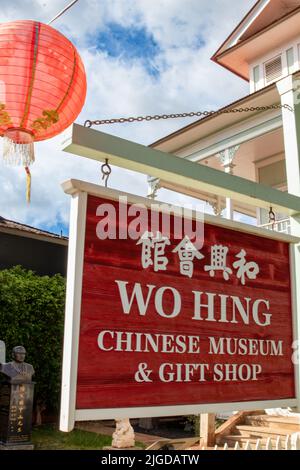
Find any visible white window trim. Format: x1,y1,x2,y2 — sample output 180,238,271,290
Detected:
249,38,300,92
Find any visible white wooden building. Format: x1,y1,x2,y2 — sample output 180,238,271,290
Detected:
149,0,300,234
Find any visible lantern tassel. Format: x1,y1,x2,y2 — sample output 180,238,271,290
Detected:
3,131,35,167
2,129,35,203
25,166,31,204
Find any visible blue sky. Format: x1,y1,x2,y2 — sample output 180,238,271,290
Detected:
95,23,161,77
0,0,255,235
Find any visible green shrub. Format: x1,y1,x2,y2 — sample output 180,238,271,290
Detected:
0,266,66,414
185,415,225,435
185,415,200,435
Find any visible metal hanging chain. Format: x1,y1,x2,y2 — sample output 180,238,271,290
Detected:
84,103,293,128
101,159,112,187
269,206,276,229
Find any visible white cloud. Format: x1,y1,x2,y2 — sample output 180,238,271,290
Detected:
0,0,255,231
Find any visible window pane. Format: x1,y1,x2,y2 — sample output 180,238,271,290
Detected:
253,65,260,90
286,47,294,73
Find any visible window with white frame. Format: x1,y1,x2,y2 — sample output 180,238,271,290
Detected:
251,44,300,92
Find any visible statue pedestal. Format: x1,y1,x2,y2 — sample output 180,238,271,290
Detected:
0,382,34,448
0,443,34,450
103,446,142,451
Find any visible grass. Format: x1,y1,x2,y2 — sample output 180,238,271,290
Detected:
32,424,145,450
32,424,115,450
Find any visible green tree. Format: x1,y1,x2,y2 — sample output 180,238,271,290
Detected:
0,266,65,418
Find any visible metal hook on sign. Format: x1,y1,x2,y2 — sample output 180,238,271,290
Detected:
84,119,92,128
101,159,112,187
269,206,276,230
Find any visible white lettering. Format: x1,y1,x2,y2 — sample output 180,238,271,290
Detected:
252,299,272,326
97,330,114,351
231,296,250,324
208,337,283,356
192,292,216,321
115,281,272,327
115,281,155,315
213,363,262,381
158,363,209,382
155,286,181,318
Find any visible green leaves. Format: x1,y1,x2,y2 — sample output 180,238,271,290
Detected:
0,266,66,412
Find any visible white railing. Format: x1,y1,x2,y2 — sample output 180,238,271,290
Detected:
199,434,300,450
259,218,291,234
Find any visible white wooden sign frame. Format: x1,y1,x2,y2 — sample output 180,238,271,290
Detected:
59,179,300,432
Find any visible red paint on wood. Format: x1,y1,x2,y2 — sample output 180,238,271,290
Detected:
75,195,295,410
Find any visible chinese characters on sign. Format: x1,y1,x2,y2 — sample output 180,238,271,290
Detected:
8,384,25,436
16,385,25,435
0,383,34,445
136,231,260,284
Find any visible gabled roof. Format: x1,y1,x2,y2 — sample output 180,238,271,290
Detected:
0,216,68,245
212,0,300,80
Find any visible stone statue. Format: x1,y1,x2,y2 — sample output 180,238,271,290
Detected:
0,346,34,384
112,418,135,449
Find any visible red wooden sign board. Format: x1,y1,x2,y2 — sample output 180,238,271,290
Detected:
60,181,298,430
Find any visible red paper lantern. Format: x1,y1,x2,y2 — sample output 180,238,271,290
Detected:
0,20,87,201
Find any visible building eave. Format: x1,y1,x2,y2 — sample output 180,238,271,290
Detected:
0,218,68,246
213,6,300,61
210,55,249,82
211,0,262,62
212,5,300,81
